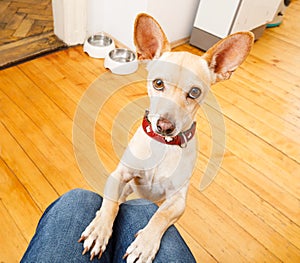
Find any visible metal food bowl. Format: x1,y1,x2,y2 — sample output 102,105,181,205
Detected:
87,35,113,47
108,48,136,63
104,48,138,75
83,34,115,58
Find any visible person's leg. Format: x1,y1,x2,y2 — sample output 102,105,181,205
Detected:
112,199,196,263
21,189,111,263
22,189,195,263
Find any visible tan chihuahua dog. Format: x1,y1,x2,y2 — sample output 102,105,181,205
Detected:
79,13,254,262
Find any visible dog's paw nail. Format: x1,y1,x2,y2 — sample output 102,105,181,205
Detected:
82,247,89,255
78,236,85,243
122,253,129,259
98,250,103,259
90,252,95,261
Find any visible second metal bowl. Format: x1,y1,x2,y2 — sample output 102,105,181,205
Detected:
104,48,138,75
108,48,136,63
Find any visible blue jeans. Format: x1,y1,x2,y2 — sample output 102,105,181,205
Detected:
21,189,196,263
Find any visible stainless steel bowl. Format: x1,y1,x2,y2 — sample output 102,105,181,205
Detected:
83,34,115,58
104,48,138,75
108,48,136,63
87,35,113,47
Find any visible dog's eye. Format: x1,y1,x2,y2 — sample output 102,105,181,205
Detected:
188,87,202,99
153,79,165,91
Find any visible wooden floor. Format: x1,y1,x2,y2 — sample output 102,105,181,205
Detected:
0,0,65,68
0,0,53,44
1,2,300,262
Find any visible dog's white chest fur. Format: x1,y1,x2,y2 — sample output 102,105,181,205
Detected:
120,127,197,201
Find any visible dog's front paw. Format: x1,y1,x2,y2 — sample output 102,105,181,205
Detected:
124,228,161,263
78,211,113,260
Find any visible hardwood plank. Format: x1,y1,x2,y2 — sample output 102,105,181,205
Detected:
18,8,52,16
0,88,90,195
0,158,42,242
267,26,300,48
195,109,300,206
18,58,124,174
197,167,300,259
0,121,58,211
176,224,218,262
0,1,10,15
224,119,299,199
13,18,34,37
6,12,26,30
180,187,280,262
26,14,53,21
0,29,16,44
9,2,49,9
211,93,300,163
1,67,75,156
240,56,300,100
230,78,300,127
251,43,300,77
192,155,300,256
0,201,28,262
0,6,17,24
27,23,44,37
216,83,300,143
221,78,300,127
179,203,250,262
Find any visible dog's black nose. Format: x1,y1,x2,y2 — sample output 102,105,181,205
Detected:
157,118,175,135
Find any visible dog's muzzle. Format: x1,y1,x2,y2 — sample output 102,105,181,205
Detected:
142,110,196,148
156,117,175,136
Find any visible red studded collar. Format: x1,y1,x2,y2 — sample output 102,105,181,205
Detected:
142,110,196,148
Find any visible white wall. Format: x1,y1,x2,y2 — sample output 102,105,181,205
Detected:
87,0,200,50
87,0,105,35
147,0,200,45
53,0,87,45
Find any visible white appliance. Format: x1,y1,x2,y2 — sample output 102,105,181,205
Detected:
190,0,281,50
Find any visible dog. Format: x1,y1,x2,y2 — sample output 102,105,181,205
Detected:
78,13,254,262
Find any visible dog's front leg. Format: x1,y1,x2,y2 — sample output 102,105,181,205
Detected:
124,186,188,263
79,168,133,260
79,198,119,260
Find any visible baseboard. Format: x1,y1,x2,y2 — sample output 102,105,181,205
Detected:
190,25,267,51
170,37,190,48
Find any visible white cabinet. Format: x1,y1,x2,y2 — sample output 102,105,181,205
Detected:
190,0,281,50
193,0,241,39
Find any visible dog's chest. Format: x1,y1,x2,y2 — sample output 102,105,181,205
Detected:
123,126,197,200
122,126,191,171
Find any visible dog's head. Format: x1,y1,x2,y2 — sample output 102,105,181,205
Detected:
134,13,254,136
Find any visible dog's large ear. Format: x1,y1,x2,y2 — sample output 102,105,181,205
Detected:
134,13,171,60
203,32,254,83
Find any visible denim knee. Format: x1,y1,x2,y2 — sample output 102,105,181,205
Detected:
54,189,103,216
60,188,101,205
